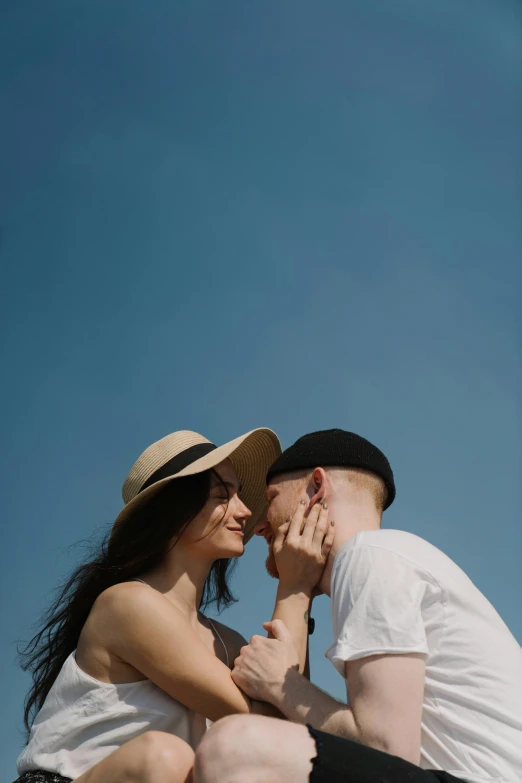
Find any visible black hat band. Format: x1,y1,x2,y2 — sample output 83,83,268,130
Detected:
139,442,217,493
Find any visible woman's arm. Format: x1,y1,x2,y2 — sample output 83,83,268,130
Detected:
270,585,312,674
97,583,253,721
269,501,333,673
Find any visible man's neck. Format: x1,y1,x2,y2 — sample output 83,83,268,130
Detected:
318,498,381,596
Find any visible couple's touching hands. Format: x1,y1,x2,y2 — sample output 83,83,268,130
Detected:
232,497,334,700
232,619,299,704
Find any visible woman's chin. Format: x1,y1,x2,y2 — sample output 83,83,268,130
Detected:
220,538,245,558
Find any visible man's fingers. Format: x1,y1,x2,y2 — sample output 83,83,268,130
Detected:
263,620,275,636
262,620,275,639
268,618,293,642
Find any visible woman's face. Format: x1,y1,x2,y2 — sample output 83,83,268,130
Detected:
179,459,251,560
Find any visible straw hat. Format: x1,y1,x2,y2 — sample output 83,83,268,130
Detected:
112,428,281,542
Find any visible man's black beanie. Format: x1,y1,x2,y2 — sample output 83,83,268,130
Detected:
266,429,395,510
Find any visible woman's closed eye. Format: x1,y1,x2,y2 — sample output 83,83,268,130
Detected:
210,491,230,502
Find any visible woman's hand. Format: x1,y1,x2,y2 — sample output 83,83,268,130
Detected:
272,499,335,594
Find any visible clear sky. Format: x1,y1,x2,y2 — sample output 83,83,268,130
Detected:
1,1,521,777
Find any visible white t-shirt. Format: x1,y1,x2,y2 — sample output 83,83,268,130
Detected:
325,530,522,783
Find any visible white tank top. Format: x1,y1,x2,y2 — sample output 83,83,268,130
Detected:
17,613,229,779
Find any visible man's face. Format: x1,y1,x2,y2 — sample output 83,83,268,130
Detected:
255,472,309,578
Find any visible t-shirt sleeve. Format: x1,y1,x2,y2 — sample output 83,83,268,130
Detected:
325,540,431,675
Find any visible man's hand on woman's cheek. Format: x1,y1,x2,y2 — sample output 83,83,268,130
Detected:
231,619,299,703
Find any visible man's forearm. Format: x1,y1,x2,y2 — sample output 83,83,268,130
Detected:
267,667,359,742
271,586,312,674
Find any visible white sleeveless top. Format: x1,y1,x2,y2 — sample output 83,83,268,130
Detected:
17,615,229,779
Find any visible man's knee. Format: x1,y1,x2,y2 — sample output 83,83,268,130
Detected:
195,716,249,782
136,731,195,779
194,715,314,783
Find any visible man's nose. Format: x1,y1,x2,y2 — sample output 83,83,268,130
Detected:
254,516,268,537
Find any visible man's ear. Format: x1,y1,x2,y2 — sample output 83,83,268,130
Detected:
309,467,328,508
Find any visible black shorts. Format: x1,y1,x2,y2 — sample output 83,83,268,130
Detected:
14,773,71,783
308,726,466,783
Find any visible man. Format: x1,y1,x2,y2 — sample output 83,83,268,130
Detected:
193,429,522,783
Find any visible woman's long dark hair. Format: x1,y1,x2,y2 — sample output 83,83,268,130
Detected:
18,469,236,733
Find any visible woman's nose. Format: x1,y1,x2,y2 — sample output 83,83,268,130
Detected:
235,497,252,519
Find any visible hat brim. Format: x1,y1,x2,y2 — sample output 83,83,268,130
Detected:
112,428,281,543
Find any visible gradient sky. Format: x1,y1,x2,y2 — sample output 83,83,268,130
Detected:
1,1,521,777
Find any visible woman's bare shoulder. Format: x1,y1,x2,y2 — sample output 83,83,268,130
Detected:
91,581,180,625
95,579,152,604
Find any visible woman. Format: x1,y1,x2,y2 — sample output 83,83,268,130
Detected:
15,427,331,783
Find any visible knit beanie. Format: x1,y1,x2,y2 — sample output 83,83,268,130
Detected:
266,428,395,510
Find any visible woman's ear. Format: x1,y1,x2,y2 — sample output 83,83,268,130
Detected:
309,467,328,508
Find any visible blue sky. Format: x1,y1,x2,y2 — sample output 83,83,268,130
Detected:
1,0,521,777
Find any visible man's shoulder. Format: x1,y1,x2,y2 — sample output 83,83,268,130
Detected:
358,528,433,552
331,529,455,604
343,529,453,573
